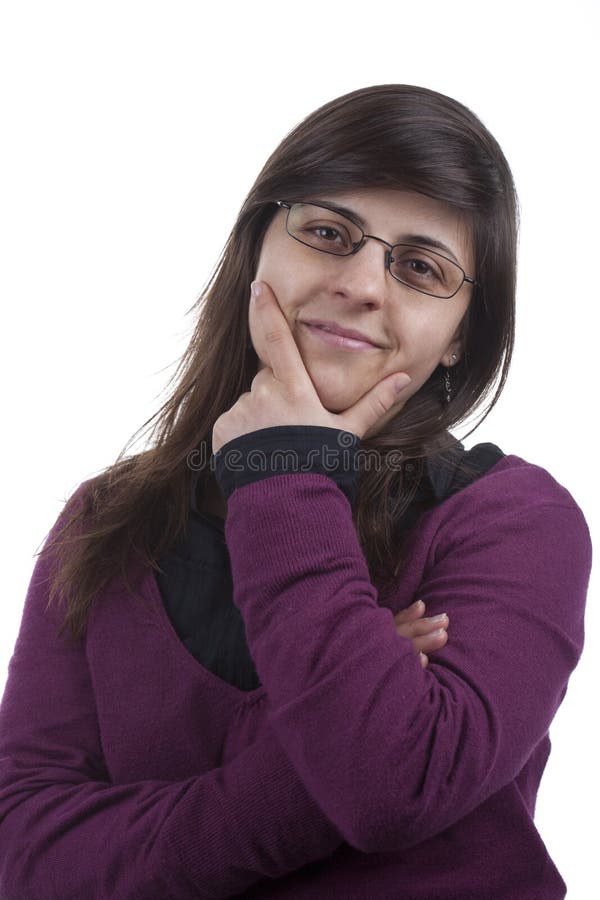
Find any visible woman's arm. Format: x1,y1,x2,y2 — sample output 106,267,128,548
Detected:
0,480,453,899
219,453,592,855
0,500,347,900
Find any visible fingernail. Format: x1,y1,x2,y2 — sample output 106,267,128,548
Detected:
394,374,411,393
431,628,447,638
251,281,263,300
430,613,448,624
413,600,425,611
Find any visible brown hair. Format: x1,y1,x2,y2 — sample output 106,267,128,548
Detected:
43,84,518,640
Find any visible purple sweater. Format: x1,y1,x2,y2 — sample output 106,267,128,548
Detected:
0,447,592,899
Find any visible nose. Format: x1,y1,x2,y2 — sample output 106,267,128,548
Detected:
332,236,392,309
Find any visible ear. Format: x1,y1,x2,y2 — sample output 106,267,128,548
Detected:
441,327,464,368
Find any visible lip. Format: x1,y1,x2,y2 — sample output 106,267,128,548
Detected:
301,319,383,350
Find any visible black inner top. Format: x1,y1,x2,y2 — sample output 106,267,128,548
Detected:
155,428,504,693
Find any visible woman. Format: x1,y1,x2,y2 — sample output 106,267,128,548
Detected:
0,84,591,898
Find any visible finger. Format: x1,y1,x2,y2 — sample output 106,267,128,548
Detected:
393,600,426,625
250,281,314,394
420,652,429,669
394,614,448,638
340,371,411,438
408,630,449,655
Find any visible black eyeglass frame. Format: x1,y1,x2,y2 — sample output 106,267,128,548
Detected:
275,199,478,300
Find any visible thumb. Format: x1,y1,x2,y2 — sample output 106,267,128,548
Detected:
341,372,411,438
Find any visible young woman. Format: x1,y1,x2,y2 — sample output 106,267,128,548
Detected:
0,84,591,899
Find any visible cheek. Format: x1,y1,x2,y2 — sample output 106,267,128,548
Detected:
393,313,462,386
253,222,300,298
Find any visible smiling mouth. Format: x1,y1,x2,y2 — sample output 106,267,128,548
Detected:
301,322,381,351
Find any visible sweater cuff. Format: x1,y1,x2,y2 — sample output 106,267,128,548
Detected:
213,426,360,505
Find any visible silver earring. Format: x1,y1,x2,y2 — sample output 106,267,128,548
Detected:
445,353,458,404
444,368,452,403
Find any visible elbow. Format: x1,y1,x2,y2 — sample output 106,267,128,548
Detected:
342,803,431,855
331,784,437,854
343,758,500,854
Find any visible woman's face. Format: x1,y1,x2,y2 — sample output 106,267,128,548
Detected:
250,187,475,433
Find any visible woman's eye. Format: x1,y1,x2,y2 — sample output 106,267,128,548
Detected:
299,220,353,252
393,252,444,284
407,258,438,279
410,259,429,273
313,226,341,242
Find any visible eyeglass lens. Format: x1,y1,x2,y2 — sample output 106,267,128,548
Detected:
286,203,465,299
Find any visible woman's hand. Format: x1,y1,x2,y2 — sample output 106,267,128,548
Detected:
211,281,411,454
394,600,449,668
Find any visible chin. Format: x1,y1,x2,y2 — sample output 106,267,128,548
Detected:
308,375,360,414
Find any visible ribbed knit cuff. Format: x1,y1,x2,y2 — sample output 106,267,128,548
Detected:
213,426,361,505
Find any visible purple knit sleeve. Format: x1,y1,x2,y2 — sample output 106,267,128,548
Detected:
222,460,592,853
0,490,344,899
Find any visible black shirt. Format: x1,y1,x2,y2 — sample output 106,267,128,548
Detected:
155,427,504,693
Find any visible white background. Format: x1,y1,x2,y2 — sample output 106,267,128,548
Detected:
1,1,597,896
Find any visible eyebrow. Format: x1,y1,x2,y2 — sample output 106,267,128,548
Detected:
310,199,462,265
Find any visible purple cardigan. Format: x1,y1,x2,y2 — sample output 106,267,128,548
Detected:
0,449,592,898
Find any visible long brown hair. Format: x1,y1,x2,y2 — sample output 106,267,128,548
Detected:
43,84,518,640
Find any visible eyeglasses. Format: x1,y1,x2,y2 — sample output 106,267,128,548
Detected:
275,200,477,300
